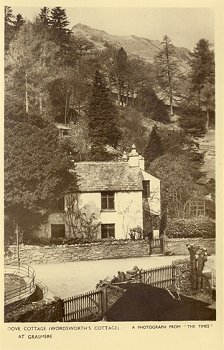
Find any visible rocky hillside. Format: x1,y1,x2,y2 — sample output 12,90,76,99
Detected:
72,23,190,70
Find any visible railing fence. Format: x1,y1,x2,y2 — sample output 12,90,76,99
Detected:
62,289,103,322
62,264,176,322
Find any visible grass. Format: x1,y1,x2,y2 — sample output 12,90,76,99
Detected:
4,274,27,296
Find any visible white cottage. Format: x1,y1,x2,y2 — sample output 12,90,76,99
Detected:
37,145,161,240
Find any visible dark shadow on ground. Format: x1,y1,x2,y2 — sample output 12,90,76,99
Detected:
105,284,216,321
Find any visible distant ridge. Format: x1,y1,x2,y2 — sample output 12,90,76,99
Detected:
72,23,190,68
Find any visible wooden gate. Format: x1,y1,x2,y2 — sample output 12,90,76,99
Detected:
62,289,103,322
149,237,164,255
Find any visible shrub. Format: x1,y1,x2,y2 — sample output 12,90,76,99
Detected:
165,216,215,238
129,226,144,240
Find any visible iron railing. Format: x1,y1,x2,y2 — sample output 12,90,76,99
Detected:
4,264,36,305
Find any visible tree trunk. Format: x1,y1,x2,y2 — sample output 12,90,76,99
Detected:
25,73,29,114
39,93,43,114
206,109,210,131
164,38,174,116
13,217,20,267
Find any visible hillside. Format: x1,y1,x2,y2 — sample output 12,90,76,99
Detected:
72,23,190,72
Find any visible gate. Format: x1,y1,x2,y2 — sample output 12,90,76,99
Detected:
149,237,164,255
62,289,103,322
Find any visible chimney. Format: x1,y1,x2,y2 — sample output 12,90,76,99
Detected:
122,151,128,161
138,155,145,170
128,144,139,167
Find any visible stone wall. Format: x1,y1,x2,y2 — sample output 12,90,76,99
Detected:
5,297,63,322
4,238,215,265
165,238,215,256
5,240,150,265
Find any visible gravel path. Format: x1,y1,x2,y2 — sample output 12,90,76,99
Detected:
32,255,186,298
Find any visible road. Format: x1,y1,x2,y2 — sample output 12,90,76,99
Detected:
33,255,185,298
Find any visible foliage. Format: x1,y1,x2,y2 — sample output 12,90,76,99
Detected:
37,7,51,27
14,14,25,32
189,39,215,108
68,119,90,160
118,107,147,154
165,217,215,238
149,152,204,218
144,125,164,168
114,47,128,104
136,85,170,123
5,116,76,234
49,7,71,48
154,35,183,115
178,103,207,136
5,22,62,120
129,226,144,240
87,70,121,155
4,6,15,51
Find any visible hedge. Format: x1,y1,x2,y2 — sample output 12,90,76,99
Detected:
165,216,215,238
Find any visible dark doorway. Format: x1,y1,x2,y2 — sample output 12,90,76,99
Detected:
51,224,65,238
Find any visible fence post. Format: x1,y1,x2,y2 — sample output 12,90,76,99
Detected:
160,236,165,254
172,265,176,286
101,287,108,315
149,239,152,255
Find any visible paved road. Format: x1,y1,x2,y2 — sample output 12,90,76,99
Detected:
33,255,186,298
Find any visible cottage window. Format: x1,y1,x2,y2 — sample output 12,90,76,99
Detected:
101,192,115,210
101,224,115,239
51,224,65,238
143,181,150,198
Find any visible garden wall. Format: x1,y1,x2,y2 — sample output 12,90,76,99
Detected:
165,238,215,256
4,240,150,265
5,297,63,322
4,238,215,265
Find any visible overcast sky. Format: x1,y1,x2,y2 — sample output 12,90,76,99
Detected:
12,7,214,50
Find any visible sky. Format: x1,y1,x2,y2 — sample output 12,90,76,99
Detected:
11,7,214,50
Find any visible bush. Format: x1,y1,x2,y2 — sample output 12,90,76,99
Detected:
129,226,144,240
166,216,215,238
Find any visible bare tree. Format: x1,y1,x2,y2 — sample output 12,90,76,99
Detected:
64,193,100,240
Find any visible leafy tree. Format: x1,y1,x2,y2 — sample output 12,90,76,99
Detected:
14,13,25,32
178,103,207,137
149,153,204,218
50,7,71,49
144,126,164,168
87,70,121,156
102,46,128,105
4,6,15,51
189,39,214,107
155,35,181,115
5,115,76,237
125,58,153,107
136,85,170,123
118,107,147,154
114,47,128,105
37,7,51,27
189,39,215,129
5,22,61,120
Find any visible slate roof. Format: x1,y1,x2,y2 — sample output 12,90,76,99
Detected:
72,162,144,192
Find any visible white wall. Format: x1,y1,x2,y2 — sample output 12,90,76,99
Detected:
141,170,161,215
78,191,143,239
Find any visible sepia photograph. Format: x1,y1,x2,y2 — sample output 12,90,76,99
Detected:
3,3,219,328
